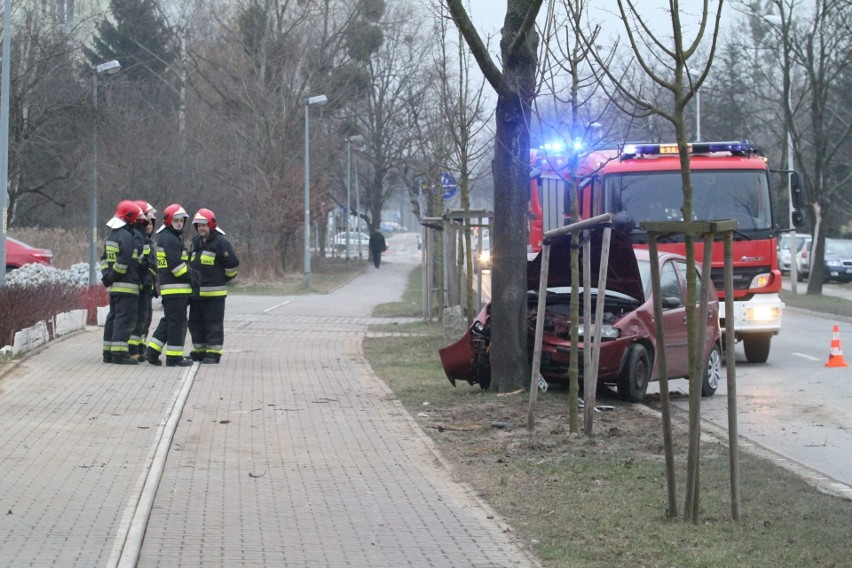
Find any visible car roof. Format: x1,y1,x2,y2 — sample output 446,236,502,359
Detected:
526,228,645,301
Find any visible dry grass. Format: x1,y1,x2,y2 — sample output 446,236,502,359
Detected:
364,268,852,568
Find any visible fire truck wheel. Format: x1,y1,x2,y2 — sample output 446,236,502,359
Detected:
617,344,650,403
702,344,722,397
743,333,771,363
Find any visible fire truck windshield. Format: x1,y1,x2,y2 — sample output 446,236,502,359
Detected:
606,170,773,241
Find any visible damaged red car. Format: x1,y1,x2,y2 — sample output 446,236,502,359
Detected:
439,229,722,402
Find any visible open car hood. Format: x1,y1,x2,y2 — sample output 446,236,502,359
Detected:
526,228,645,302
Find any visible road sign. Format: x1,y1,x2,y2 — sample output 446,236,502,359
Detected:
440,172,458,200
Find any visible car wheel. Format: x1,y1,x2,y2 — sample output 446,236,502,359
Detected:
702,344,722,397
743,333,771,363
796,270,805,282
617,344,650,403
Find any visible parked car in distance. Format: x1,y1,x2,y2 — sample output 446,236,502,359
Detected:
813,238,852,283
795,237,813,281
778,232,810,274
380,221,406,233
439,229,722,402
333,231,370,252
5,236,53,270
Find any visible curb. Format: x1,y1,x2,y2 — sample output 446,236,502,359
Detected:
632,403,852,503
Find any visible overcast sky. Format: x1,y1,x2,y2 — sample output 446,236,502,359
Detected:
464,1,733,51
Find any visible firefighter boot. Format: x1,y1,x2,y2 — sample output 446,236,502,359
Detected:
166,357,193,367
145,349,163,366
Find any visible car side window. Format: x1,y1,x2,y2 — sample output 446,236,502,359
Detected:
660,262,683,308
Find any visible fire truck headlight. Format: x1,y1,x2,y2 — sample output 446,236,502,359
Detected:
750,273,772,289
745,305,781,322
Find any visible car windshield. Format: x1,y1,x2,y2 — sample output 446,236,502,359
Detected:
607,170,773,241
826,239,852,256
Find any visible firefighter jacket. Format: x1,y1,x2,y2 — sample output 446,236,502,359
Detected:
155,226,192,296
100,225,141,295
132,225,156,292
189,230,239,298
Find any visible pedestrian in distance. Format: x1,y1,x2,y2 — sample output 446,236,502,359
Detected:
101,200,144,365
187,208,239,364
145,204,194,367
128,201,158,360
368,230,387,268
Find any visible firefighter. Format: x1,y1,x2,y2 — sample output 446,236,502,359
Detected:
145,203,193,367
128,201,157,360
188,208,239,364
101,200,144,365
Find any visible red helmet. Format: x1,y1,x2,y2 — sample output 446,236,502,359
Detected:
134,200,152,223
162,203,188,226
192,208,217,231
106,200,142,229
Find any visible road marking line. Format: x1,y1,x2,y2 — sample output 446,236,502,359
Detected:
264,300,290,313
793,352,821,361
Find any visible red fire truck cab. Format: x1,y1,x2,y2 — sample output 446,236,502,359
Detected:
532,140,805,363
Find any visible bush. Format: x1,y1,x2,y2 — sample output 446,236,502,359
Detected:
0,262,108,345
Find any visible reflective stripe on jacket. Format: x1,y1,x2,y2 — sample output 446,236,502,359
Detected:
190,231,240,298
155,227,192,296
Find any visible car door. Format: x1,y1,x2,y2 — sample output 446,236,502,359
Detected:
658,260,689,378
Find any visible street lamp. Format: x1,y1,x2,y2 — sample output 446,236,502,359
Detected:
304,94,327,288
0,0,12,287
345,134,365,262
89,59,121,286
353,141,366,260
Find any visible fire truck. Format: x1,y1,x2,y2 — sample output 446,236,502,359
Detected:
530,140,805,363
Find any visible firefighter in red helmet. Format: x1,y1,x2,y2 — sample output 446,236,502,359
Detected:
128,201,157,360
145,203,193,367
101,200,144,365
188,208,240,363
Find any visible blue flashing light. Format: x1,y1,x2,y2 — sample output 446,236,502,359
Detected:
620,140,761,159
543,142,565,152
572,137,585,152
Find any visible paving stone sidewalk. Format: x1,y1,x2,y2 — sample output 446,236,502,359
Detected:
0,250,538,567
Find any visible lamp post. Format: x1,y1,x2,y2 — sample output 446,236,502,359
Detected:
354,146,364,260
765,13,798,293
0,0,12,287
304,94,327,288
89,59,121,286
345,135,365,262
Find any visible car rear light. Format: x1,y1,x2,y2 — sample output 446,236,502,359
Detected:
34,251,53,264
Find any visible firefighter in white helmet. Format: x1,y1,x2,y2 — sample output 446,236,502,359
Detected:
187,208,240,364
145,203,193,367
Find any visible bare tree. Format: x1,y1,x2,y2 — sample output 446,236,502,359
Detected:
583,0,724,522
740,0,852,294
432,2,494,323
354,2,432,233
446,0,545,392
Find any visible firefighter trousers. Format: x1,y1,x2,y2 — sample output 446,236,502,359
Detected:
188,297,226,362
147,295,189,363
103,293,138,361
129,290,154,357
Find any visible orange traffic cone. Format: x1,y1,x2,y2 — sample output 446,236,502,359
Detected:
825,325,848,368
